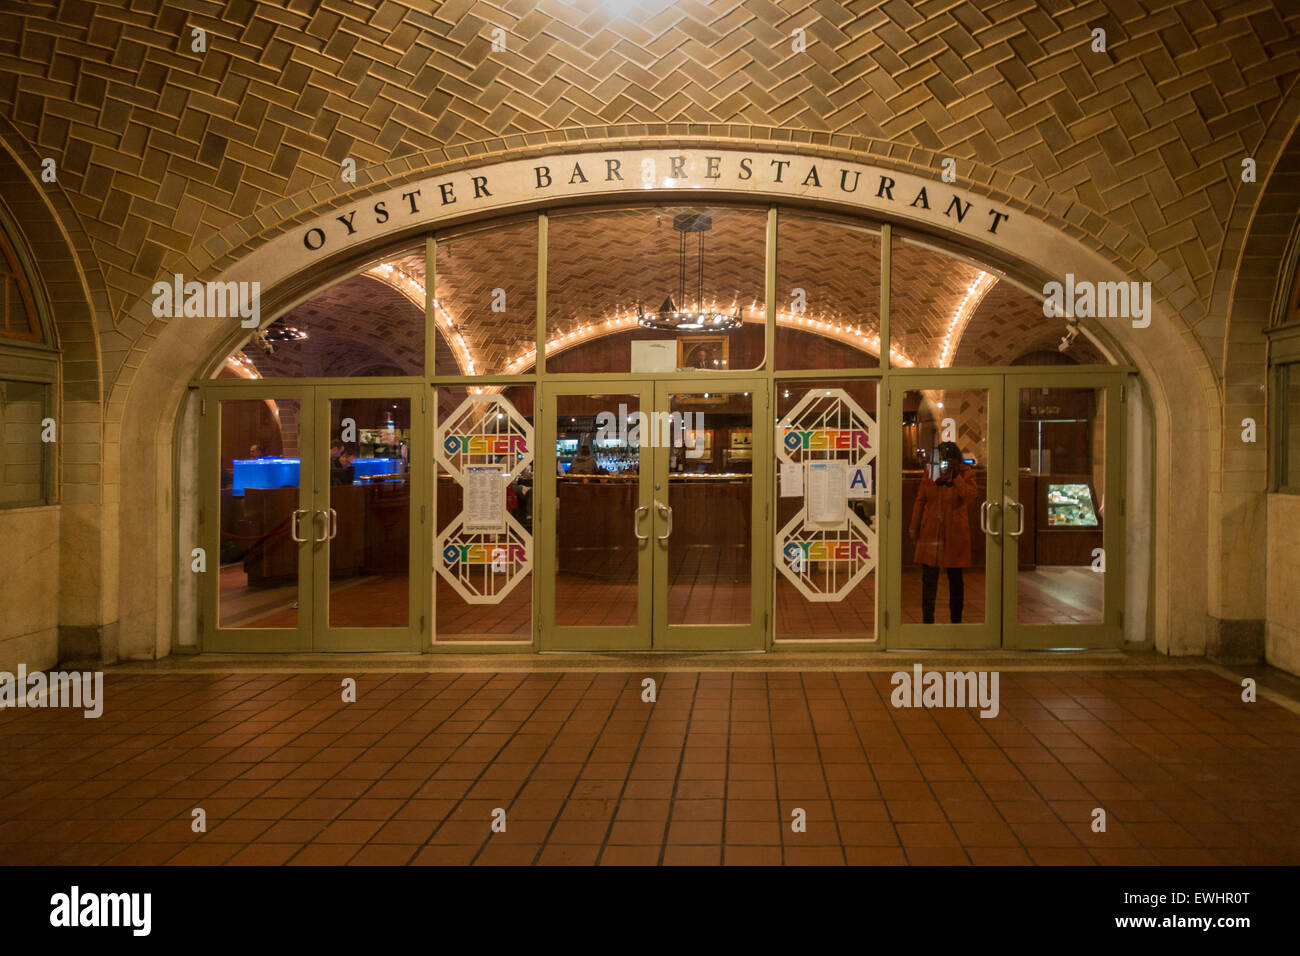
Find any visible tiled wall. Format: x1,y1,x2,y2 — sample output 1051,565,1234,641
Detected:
1265,493,1300,677
0,379,46,506
0,505,59,672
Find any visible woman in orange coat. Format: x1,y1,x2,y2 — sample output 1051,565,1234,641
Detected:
909,441,980,623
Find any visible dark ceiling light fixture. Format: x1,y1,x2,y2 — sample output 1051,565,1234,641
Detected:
263,318,308,342
637,213,742,332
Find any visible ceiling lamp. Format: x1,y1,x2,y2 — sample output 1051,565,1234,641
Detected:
263,319,308,342
638,213,742,332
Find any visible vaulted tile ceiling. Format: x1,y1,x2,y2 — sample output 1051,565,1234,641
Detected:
2,0,1297,387
236,210,1099,376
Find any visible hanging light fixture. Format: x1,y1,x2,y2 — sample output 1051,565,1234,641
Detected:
262,317,308,342
638,212,742,331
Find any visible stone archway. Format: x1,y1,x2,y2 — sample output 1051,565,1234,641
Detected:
109,141,1220,660
0,124,117,667
1211,94,1300,667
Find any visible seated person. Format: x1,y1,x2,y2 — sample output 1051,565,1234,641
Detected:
567,441,602,476
331,449,356,485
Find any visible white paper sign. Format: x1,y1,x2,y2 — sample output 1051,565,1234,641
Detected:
847,465,873,498
780,462,803,497
807,460,848,524
464,465,506,532
631,340,676,373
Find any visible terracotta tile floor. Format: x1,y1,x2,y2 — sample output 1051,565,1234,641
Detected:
2,667,1297,866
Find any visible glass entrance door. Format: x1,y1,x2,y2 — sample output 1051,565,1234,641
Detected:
205,386,314,652
887,376,1004,649
202,383,424,652
1000,375,1125,648
653,380,768,650
312,385,423,651
887,372,1126,650
538,378,767,651
537,384,654,650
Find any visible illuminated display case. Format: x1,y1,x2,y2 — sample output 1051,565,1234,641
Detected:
1046,482,1099,527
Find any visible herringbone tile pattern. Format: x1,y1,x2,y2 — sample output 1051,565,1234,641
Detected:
0,0,1297,390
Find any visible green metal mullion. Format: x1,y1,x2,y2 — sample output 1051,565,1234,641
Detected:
537,212,548,382
425,234,436,378
428,374,539,385
770,367,885,381
764,207,777,375
880,222,891,371
532,212,547,650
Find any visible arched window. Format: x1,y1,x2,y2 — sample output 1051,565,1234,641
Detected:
0,232,41,343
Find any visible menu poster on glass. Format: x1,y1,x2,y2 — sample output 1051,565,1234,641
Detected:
465,465,506,533
807,460,848,527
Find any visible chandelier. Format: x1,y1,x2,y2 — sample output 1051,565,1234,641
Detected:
263,319,308,342
637,213,742,332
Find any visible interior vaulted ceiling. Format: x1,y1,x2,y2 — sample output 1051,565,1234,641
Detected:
0,0,1297,388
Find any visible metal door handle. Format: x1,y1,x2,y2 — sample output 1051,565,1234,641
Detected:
979,501,990,534
633,505,649,541
313,509,328,543
291,509,307,542
1007,499,1025,537
328,507,338,541
655,499,673,541
989,501,1002,537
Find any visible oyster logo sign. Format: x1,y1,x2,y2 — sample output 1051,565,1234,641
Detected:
782,427,871,452
443,543,528,565
783,541,870,563
596,404,706,457
442,434,529,456
151,273,261,328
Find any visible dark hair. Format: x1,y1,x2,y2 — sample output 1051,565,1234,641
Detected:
936,441,962,461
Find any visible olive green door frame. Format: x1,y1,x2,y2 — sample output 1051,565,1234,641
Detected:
536,380,655,651
199,380,427,652
536,376,769,651
311,383,426,652
1000,370,1126,649
884,368,1127,651
200,383,315,652
885,373,1006,650
653,378,769,651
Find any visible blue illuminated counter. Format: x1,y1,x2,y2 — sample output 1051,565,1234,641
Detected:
232,457,299,497
351,457,405,480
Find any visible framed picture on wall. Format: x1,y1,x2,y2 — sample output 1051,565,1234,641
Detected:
677,335,730,371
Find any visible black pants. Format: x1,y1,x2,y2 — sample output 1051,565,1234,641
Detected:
920,565,965,624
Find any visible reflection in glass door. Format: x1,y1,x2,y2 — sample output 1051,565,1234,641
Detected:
889,379,1003,649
